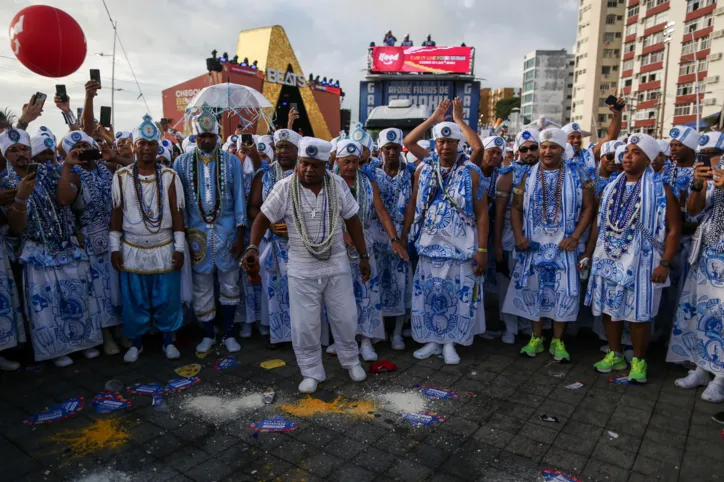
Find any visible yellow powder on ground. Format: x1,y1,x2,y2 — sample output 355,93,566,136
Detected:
48,418,130,459
281,395,375,418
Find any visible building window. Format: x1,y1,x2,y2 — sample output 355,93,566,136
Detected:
679,59,709,75
624,42,636,53
643,31,664,48
615,32,622,38
524,80,534,92
523,93,533,103
645,0,667,9
628,4,639,17
604,32,615,43
643,12,668,29
524,70,535,81
682,36,711,55
684,14,713,33
674,104,693,116
688,0,716,13
606,14,617,24
640,50,664,66
608,0,618,6
622,59,634,71
625,24,637,37
602,66,612,75
524,58,536,69
676,81,703,96
624,79,633,87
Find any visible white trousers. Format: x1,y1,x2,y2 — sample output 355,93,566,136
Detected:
192,268,240,322
288,273,360,381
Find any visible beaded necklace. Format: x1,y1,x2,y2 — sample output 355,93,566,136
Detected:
132,162,164,234
290,172,340,260
602,174,642,259
352,170,370,227
538,164,564,235
190,148,224,224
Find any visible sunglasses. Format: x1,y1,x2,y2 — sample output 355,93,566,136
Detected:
6,146,30,154
518,145,538,153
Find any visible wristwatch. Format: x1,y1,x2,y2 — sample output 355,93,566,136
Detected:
391,237,401,244
660,260,672,268
360,253,370,260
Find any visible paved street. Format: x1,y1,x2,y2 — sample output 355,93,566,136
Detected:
1,321,723,482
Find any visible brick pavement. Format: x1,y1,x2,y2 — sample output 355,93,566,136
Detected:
1,326,722,482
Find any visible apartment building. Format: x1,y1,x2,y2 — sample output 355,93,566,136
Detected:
619,0,723,136
521,50,575,126
571,0,628,139
479,88,492,126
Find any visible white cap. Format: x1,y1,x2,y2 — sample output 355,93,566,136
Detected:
336,140,363,158
482,136,505,151
182,135,196,153
35,125,56,143
615,144,626,164
601,140,625,157
256,135,274,159
432,122,463,141
514,129,539,152
223,135,238,151
132,115,161,144
157,144,172,162
562,122,583,135
31,135,56,158
61,130,94,153
299,137,333,162
379,128,403,147
669,125,700,151
539,128,567,149
697,131,724,151
274,129,302,147
114,131,132,145
628,133,661,162
0,128,30,157
657,139,671,157
190,103,220,135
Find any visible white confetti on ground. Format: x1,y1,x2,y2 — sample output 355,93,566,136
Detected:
180,393,265,422
376,390,428,413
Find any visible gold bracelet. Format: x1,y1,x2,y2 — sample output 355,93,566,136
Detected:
477,248,488,253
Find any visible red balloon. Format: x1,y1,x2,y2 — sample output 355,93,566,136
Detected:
9,5,87,78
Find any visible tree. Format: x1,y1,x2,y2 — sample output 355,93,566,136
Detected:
494,97,521,120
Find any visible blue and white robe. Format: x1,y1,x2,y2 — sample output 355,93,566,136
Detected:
0,229,24,353
2,165,102,361
372,163,415,317
586,169,669,323
259,163,293,343
667,177,724,375
349,168,384,341
73,164,121,329
502,163,584,322
411,155,485,345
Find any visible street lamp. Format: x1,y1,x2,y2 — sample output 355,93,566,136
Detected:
658,22,676,138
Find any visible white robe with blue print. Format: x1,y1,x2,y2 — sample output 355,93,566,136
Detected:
502,163,584,322
585,169,669,323
667,178,724,374
411,157,486,345
0,231,24,353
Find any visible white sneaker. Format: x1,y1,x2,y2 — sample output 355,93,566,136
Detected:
196,337,215,353
391,335,405,351
123,347,142,363
299,378,319,393
240,324,253,339
502,332,515,345
443,343,460,365
165,344,180,360
0,356,20,371
675,368,712,389
360,339,378,362
702,379,724,403
102,330,120,356
413,342,442,360
83,348,100,359
223,337,241,353
326,343,337,355
53,355,73,368
258,322,270,336
348,365,367,382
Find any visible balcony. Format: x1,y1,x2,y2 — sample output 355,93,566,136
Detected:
637,99,658,109
634,119,656,128
644,23,668,37
644,1,670,18
628,0,640,5
623,85,633,95
684,4,716,22
640,61,663,74
624,51,636,61
676,93,705,105
639,80,661,91
691,27,714,40
673,114,697,125
627,15,639,25
642,43,665,55
621,121,629,129
681,49,711,63
678,72,707,84
621,69,634,78
625,33,637,43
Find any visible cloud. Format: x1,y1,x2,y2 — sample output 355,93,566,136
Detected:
0,0,576,136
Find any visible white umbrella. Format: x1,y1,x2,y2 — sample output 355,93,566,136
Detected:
186,83,272,111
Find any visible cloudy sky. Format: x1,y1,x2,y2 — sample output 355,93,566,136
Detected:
1,0,578,135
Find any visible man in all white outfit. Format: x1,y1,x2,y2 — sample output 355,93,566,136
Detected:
242,137,370,393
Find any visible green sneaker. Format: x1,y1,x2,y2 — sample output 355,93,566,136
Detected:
549,339,570,362
628,357,648,384
593,351,627,373
520,335,544,357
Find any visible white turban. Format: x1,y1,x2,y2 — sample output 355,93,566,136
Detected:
132,115,162,144
31,135,56,158
627,133,661,162
157,144,172,162
539,128,567,150
35,125,56,144
223,135,238,152
601,140,625,157
432,122,463,141
114,131,132,145
191,104,220,135
378,128,403,147
0,128,30,156
61,130,94,154
182,135,197,153
256,135,274,160
657,139,671,157
482,136,505,151
669,125,700,151
274,129,301,147
615,144,626,165
697,131,724,151
299,137,333,162
336,140,363,158
562,122,583,135
514,129,539,152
